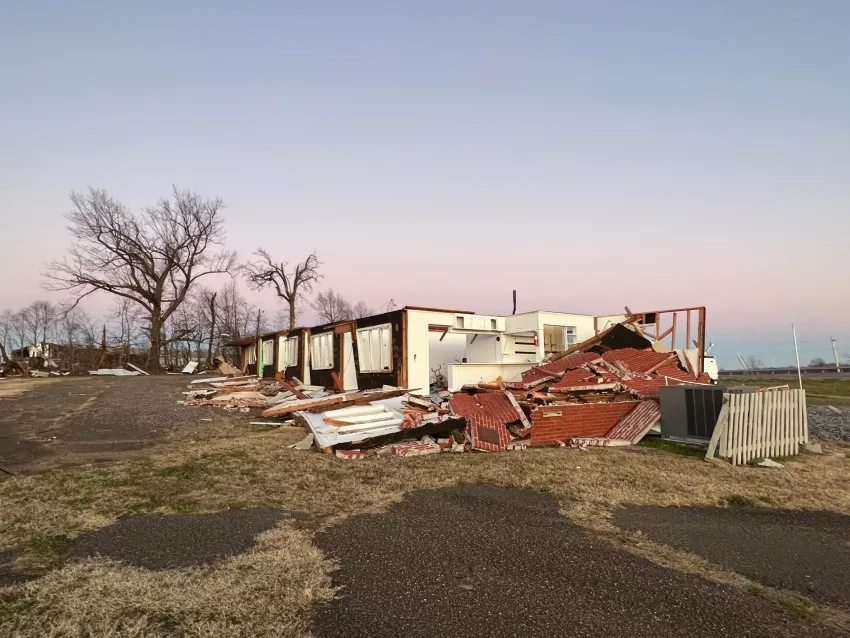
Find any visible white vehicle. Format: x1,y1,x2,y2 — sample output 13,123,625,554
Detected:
703,355,719,383
700,342,718,383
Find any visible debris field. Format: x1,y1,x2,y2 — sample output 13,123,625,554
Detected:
181,320,715,459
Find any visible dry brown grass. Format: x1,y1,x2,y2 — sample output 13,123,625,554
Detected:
1,525,335,638
1,425,848,636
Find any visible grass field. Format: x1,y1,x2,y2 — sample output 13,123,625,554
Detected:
1,385,849,636
721,377,850,401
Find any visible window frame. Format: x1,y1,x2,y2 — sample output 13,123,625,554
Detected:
310,332,335,370
356,323,393,373
279,335,299,369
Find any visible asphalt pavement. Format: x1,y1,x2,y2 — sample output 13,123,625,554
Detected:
313,485,838,637
614,505,850,609
69,508,294,570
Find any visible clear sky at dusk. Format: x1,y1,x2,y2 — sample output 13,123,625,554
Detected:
1,1,848,368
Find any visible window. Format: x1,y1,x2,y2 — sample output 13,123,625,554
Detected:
357,324,392,373
543,325,579,353
311,333,334,370
279,336,299,369
543,325,565,354
246,344,257,365
262,339,275,365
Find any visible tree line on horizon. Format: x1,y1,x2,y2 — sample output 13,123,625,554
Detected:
1,187,377,373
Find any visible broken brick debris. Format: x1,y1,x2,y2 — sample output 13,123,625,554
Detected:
391,441,441,457
604,400,661,444
335,449,365,460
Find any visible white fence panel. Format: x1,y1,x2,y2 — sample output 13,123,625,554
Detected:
706,390,808,465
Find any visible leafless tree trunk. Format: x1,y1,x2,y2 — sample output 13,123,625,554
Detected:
205,291,218,368
44,187,237,372
243,249,321,330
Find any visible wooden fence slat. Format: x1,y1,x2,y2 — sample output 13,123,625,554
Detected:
729,394,741,465
741,393,750,464
728,394,738,464
737,393,746,465
754,392,764,459
780,391,789,457
705,401,729,462
767,391,776,457
791,390,803,455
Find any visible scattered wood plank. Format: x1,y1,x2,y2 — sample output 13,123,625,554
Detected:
126,362,150,376
278,379,309,400
331,371,344,393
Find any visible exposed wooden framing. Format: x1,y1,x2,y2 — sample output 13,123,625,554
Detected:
593,316,598,335
470,334,479,344
644,353,677,375
400,309,409,389
428,324,451,332
657,326,674,341
439,327,450,342
697,306,706,375
404,305,475,314
671,312,678,350
330,371,344,393
686,311,692,349
337,332,345,389
655,316,660,341
334,322,355,335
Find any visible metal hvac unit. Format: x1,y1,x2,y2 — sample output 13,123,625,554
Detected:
659,385,758,443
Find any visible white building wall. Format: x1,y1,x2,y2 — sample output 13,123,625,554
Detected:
405,309,464,394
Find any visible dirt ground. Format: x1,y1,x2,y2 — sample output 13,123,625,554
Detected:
1,376,849,636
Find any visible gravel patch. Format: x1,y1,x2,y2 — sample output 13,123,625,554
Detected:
314,485,836,637
614,505,850,610
807,406,850,442
69,508,294,570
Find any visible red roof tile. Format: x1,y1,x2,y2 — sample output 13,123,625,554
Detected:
550,368,601,390
605,400,660,442
519,352,602,383
601,348,675,374
449,392,524,425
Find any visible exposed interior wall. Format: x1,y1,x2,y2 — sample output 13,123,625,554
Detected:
464,334,500,363
405,309,462,394
342,332,358,390
529,401,639,445
428,332,466,388
445,363,533,391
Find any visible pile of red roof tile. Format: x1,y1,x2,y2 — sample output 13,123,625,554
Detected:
508,346,710,400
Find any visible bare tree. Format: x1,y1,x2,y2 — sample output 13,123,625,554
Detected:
110,298,144,365
744,355,765,370
218,280,259,338
809,357,827,367
0,309,12,363
44,187,237,371
351,300,374,319
243,249,321,330
201,289,218,368
312,289,352,323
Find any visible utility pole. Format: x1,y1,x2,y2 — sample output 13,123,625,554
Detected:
792,324,802,390
831,337,841,373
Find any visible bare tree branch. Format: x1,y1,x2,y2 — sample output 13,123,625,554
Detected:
43,187,237,371
242,249,322,330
